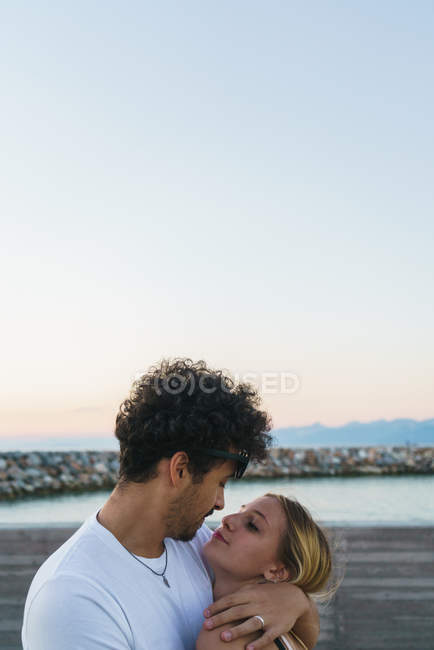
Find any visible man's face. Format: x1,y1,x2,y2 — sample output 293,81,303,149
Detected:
166,459,236,542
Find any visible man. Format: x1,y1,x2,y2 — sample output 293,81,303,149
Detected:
22,359,319,649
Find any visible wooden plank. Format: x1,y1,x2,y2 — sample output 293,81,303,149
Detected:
1,526,433,650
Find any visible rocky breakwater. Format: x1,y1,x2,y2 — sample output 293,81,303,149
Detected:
0,451,119,500
0,446,432,500
245,446,433,478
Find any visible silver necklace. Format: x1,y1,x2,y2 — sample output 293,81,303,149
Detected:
125,543,171,588
95,512,171,588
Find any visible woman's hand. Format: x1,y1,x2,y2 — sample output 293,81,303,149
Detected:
202,582,318,650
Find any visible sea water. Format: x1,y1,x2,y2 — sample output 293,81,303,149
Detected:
0,474,432,527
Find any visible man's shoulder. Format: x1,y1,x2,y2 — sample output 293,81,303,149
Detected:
25,513,119,607
28,570,119,606
35,515,103,574
22,515,135,650
22,571,132,649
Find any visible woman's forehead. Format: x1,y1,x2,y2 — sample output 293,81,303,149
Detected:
242,496,283,524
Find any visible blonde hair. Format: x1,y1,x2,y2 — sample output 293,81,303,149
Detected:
265,493,333,597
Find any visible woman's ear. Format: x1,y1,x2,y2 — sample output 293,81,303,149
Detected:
263,565,291,583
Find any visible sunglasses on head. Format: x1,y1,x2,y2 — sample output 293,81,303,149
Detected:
197,448,250,479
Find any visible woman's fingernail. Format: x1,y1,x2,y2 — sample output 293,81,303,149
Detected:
204,620,213,629
204,609,211,617
247,645,254,650
222,631,232,641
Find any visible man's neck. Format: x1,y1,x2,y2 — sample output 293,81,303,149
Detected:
97,481,169,557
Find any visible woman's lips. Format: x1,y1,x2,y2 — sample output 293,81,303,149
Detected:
212,529,228,544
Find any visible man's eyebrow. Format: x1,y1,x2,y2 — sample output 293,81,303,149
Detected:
240,504,269,525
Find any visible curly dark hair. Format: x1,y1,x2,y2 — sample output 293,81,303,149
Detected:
115,358,272,483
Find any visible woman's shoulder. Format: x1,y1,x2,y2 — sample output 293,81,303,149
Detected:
196,622,277,650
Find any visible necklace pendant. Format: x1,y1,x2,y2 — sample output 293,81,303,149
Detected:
163,575,171,588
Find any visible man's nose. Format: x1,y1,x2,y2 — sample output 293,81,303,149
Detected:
214,486,225,511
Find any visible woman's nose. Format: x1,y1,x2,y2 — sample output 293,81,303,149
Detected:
222,514,236,530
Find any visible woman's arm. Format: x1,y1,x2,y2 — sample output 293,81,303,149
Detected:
202,583,319,650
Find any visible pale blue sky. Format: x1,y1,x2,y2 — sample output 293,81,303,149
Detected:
1,2,433,435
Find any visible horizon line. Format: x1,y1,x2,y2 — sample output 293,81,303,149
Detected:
2,415,434,439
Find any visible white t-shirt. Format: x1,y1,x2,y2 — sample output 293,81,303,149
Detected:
22,511,214,650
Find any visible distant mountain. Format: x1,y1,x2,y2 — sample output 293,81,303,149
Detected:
272,418,434,447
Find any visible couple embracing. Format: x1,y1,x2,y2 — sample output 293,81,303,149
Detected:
23,358,331,650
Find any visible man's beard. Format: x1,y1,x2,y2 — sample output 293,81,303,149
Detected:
165,486,214,542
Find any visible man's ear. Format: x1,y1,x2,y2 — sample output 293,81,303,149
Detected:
263,564,291,583
168,451,191,486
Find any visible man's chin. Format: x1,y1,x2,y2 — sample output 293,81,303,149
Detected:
173,522,203,542
176,531,196,542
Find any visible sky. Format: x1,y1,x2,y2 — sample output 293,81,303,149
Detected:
1,1,433,437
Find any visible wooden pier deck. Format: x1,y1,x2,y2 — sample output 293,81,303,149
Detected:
1,526,433,649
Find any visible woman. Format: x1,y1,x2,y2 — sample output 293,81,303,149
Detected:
196,493,332,650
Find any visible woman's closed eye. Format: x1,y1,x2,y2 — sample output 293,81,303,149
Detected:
247,520,259,532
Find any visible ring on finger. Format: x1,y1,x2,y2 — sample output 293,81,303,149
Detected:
253,615,265,629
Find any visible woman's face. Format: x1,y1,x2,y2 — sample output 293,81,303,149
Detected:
203,495,289,583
